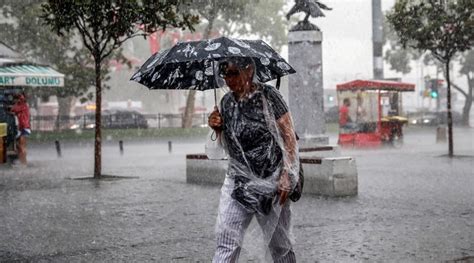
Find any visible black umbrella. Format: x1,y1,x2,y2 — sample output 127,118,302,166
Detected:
130,36,295,104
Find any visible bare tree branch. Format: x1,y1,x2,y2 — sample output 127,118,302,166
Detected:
99,32,114,58
73,16,94,52
74,8,95,48
99,33,140,62
451,82,468,98
75,23,94,53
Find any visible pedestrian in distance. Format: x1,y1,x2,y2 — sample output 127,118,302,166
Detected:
9,92,31,165
339,97,358,132
208,57,300,262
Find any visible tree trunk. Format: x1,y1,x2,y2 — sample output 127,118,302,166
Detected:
461,77,473,126
94,56,102,178
56,96,76,130
182,90,196,128
446,60,453,157
182,7,216,128
443,68,472,127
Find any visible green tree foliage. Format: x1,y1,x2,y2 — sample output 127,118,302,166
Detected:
384,11,474,127
383,16,422,75
387,0,474,157
41,0,199,178
214,0,287,51
182,0,287,128
0,0,96,122
387,0,472,63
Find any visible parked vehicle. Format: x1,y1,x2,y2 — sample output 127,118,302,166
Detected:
407,111,462,126
70,110,148,130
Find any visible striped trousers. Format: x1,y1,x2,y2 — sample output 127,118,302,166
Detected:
213,177,296,263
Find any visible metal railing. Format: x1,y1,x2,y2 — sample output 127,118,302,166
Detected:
30,113,210,131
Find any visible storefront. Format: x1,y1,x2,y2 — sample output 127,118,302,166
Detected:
0,63,65,162
1,37,65,161
0,64,63,162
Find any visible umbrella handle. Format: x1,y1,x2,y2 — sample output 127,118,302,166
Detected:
214,86,217,106
212,60,218,107
210,130,217,141
210,102,219,142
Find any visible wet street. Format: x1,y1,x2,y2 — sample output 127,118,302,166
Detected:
1,127,473,262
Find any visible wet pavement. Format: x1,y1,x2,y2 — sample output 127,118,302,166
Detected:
0,127,473,262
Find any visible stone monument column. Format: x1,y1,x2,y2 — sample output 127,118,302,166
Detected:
285,1,357,198
288,29,329,148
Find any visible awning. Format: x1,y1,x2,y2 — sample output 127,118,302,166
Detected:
0,64,64,87
336,79,415,92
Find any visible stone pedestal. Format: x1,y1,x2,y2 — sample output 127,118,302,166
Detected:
186,149,358,197
285,29,358,197
436,126,447,143
186,155,227,185
288,30,328,147
302,157,358,197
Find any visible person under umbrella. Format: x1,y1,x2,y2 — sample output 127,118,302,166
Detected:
208,57,299,262
131,37,300,261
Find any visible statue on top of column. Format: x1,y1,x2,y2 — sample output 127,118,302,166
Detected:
286,0,332,31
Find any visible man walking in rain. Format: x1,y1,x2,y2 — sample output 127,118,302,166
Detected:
208,57,299,262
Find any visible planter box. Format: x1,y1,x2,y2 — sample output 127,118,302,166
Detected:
186,147,358,197
302,157,358,197
186,154,227,185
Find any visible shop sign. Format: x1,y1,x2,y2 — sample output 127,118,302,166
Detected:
0,75,63,87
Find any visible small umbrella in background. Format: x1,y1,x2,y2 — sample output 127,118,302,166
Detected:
130,36,296,105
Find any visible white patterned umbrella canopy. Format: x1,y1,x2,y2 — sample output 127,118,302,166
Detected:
130,37,296,91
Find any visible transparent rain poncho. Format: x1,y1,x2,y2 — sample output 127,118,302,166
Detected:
209,57,300,261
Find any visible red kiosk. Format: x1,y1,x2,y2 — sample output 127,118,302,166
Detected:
336,80,415,148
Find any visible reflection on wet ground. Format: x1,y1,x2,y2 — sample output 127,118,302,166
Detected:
1,127,473,261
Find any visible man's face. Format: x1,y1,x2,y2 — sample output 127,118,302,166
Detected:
222,62,253,93
15,94,25,102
